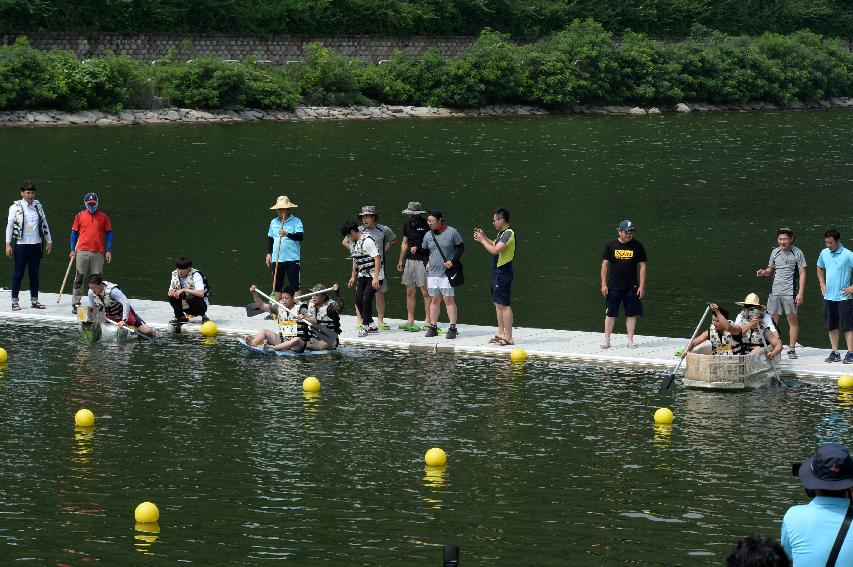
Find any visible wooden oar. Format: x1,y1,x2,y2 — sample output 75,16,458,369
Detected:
271,233,284,294
104,317,150,340
56,251,76,303
757,324,785,386
660,304,711,390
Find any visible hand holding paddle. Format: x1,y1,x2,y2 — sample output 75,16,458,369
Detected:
661,304,711,390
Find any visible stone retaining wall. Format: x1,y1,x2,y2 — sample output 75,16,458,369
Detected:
0,32,484,63
1,99,850,128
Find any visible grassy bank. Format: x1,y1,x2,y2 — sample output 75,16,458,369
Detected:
1,0,851,39
1,21,851,114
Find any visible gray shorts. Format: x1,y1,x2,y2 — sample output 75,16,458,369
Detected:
402,259,427,288
767,294,797,315
378,277,389,293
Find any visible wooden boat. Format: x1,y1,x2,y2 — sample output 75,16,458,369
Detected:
682,343,780,390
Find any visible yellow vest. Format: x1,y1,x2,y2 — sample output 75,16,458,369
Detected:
496,228,515,268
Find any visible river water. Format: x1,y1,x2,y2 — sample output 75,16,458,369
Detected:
0,111,852,564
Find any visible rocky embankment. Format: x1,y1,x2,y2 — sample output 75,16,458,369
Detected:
1,98,852,127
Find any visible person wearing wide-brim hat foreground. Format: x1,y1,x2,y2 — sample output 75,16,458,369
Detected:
781,443,853,565
727,292,783,359
396,201,430,332
265,195,303,301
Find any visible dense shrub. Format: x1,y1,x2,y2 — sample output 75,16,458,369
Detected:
294,43,373,106
375,50,448,105
0,37,57,108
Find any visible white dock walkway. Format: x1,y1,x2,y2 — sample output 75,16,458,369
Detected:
0,292,845,383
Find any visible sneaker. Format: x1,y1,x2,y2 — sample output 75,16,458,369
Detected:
377,322,390,330
844,352,853,365
787,348,798,360
71,304,78,315
170,317,190,325
446,326,458,340
357,325,368,337
826,351,841,363
366,323,379,333
424,325,438,338
201,315,210,323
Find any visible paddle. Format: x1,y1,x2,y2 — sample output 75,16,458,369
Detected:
757,324,785,386
57,248,77,303
660,304,711,390
104,317,151,340
254,287,339,343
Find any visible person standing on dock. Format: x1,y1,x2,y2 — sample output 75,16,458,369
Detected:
473,207,515,346
816,229,853,364
600,219,647,349
5,181,52,310
397,201,430,332
756,227,807,359
342,220,382,337
422,209,463,340
70,193,112,314
265,196,303,301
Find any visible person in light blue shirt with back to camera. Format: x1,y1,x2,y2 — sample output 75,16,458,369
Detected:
781,443,853,567
815,229,853,363
265,195,304,301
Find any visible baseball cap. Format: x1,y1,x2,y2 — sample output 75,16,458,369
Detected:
618,219,636,231
84,192,98,204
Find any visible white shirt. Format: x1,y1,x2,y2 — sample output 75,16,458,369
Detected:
169,271,208,305
6,200,49,245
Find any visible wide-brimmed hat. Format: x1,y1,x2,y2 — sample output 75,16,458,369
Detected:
269,195,298,210
798,443,853,490
402,201,426,215
735,293,766,309
309,283,327,294
358,205,377,217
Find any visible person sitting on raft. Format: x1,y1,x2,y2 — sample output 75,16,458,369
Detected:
728,293,783,359
680,303,742,358
300,283,344,351
167,256,210,325
246,284,307,351
87,274,156,337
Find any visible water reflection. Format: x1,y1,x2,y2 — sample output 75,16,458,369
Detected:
134,522,160,555
652,424,672,449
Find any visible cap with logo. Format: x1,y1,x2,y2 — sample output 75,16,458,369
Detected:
618,219,636,232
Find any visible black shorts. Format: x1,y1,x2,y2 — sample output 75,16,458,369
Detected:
824,299,853,331
272,261,300,293
492,271,513,306
605,288,643,318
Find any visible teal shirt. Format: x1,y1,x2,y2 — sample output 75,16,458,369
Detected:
782,496,853,566
817,244,853,301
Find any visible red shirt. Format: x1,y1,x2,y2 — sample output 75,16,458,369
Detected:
72,210,112,253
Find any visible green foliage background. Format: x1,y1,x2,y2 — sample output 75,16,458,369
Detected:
0,0,851,39
1,22,851,112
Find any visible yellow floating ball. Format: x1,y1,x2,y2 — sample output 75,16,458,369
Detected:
75,408,95,428
303,376,321,393
839,374,853,390
424,447,447,467
510,348,527,363
134,501,160,524
200,320,218,337
654,407,674,425
0,347,7,363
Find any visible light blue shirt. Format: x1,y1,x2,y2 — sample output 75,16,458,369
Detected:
781,496,853,566
267,214,304,262
817,244,853,301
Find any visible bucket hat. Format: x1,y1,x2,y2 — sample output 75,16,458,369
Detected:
797,443,853,490
309,283,327,294
618,219,636,231
358,205,377,217
402,201,426,215
269,195,298,210
735,293,766,310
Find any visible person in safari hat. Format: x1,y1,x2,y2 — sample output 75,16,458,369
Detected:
265,195,303,300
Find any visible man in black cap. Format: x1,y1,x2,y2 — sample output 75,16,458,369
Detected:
781,443,853,565
600,219,647,349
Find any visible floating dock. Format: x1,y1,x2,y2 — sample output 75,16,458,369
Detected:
0,292,843,383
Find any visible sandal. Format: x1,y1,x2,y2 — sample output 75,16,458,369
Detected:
497,337,515,346
31,301,45,309
488,335,502,344
11,302,21,311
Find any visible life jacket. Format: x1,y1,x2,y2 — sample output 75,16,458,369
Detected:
708,323,741,355
91,281,124,319
496,228,515,268
169,268,210,298
307,299,342,335
351,235,378,276
11,199,51,247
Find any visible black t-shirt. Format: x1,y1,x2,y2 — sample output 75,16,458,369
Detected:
403,216,430,261
602,238,648,291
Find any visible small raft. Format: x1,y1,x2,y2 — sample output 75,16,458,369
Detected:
236,338,340,357
682,344,780,390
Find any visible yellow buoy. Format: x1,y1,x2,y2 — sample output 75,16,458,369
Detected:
510,348,527,363
134,501,160,523
200,320,217,337
653,407,674,425
75,408,95,427
424,447,447,467
0,347,7,363
303,376,321,393
839,374,853,390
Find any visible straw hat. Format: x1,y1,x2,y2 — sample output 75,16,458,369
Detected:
735,293,766,309
269,195,298,210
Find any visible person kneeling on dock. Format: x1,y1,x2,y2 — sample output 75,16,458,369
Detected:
729,293,783,359
167,256,210,325
681,304,742,357
87,275,155,337
246,284,307,352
